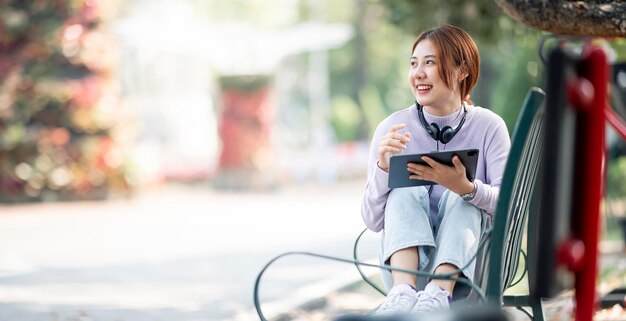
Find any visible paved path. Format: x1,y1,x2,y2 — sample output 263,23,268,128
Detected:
0,180,379,321
3,180,623,321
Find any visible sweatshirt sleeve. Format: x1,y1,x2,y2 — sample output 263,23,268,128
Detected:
467,117,511,214
360,123,392,232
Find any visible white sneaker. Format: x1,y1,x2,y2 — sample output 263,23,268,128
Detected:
411,282,451,313
373,284,418,315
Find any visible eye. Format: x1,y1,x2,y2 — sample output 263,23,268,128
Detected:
426,60,435,65
410,60,417,67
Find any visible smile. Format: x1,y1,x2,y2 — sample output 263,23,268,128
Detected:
417,85,432,91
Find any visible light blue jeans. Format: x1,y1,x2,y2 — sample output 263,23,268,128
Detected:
379,186,490,298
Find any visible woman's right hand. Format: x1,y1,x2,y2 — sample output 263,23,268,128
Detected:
377,123,411,172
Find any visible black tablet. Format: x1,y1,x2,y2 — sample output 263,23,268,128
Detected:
388,149,479,188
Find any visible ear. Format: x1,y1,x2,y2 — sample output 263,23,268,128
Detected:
458,62,468,82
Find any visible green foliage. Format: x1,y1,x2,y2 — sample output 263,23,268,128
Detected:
380,0,509,47
327,1,415,140
330,95,362,142
610,38,626,62
328,43,360,106
486,37,543,130
608,156,626,198
359,85,387,139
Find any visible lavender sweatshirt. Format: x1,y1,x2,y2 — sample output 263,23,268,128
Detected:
361,103,511,232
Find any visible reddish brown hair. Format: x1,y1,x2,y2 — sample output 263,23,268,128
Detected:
412,24,480,103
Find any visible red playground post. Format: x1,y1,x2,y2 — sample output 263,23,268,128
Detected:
572,45,608,321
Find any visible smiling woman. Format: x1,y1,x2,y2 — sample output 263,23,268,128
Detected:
408,26,480,114
360,24,511,315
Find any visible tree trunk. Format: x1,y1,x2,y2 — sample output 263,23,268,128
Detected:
496,0,626,37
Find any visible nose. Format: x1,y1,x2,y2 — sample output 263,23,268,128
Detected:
410,64,425,80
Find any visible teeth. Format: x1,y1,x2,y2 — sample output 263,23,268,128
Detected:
417,85,432,90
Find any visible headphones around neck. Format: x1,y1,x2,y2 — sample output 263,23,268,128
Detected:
416,102,467,144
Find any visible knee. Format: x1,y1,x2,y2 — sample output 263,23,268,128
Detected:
385,187,430,220
388,186,429,205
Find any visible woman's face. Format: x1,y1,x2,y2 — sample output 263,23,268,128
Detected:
408,39,462,112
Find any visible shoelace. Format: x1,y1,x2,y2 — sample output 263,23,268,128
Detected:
413,290,449,312
377,291,415,312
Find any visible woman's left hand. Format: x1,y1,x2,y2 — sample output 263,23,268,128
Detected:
407,155,474,195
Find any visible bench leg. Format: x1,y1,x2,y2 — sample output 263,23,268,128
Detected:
531,299,545,321
503,295,545,321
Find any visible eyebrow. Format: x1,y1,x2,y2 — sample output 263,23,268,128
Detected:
410,55,437,59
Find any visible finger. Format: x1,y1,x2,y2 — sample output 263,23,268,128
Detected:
452,156,466,170
408,164,435,179
409,173,433,181
407,167,423,179
407,162,428,172
386,132,410,143
379,146,402,154
380,138,407,149
388,123,406,133
420,156,441,169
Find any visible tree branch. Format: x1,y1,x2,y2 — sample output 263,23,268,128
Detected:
496,0,626,37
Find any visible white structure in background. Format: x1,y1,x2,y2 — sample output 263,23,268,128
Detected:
111,0,352,184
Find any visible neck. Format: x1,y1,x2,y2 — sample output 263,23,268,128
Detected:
424,101,464,117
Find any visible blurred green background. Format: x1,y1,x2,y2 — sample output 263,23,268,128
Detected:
1,0,625,208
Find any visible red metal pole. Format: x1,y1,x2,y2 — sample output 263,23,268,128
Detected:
605,105,626,141
573,46,608,321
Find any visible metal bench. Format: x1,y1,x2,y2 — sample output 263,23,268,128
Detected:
254,87,546,321
483,87,546,320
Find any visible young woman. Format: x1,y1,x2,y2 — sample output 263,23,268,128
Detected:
361,24,510,314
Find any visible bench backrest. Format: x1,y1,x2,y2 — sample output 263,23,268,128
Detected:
484,87,546,303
